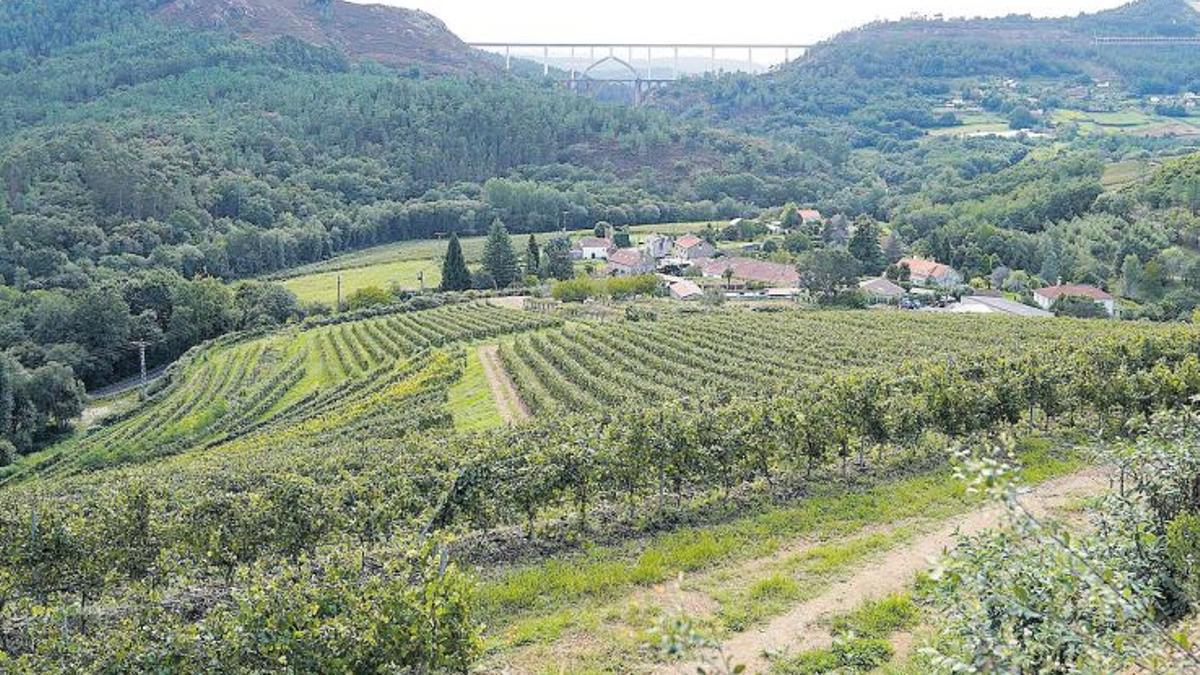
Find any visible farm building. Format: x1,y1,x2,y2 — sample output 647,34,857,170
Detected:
950,296,1052,317
573,237,615,260
642,234,674,259
799,209,823,225
1033,284,1115,316
701,257,800,287
859,277,906,301
669,280,704,300
607,248,656,276
673,234,717,260
899,257,963,288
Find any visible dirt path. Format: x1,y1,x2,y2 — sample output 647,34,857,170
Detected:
478,344,530,424
663,467,1111,674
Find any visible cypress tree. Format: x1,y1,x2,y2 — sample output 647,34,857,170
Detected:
482,219,519,288
526,234,541,277
440,233,471,291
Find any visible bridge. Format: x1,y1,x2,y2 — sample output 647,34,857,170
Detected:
468,42,813,105
1093,36,1200,45
468,42,814,78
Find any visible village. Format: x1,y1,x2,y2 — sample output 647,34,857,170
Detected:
557,213,1117,318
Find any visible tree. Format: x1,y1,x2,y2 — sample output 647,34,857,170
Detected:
848,217,886,275
1121,253,1144,300
541,236,574,281
440,233,471,291
525,234,541,278
345,286,392,311
482,219,520,288
797,249,860,300
613,228,631,248
1009,107,1037,130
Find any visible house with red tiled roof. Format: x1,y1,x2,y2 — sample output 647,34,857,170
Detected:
1034,284,1115,316
607,248,655,276
798,209,823,225
899,257,963,288
700,257,800,288
673,234,716,261
669,279,703,300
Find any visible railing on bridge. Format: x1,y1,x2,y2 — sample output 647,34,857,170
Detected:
467,42,814,80
1093,36,1200,45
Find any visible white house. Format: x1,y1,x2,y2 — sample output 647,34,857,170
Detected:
899,258,963,288
607,248,656,276
573,237,615,260
1033,284,1115,316
673,234,717,261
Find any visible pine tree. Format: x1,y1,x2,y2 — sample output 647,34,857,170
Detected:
440,233,471,291
526,234,541,277
482,219,520,288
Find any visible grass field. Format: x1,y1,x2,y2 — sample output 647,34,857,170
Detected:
1102,158,1158,189
281,258,444,305
273,222,723,303
1052,108,1200,137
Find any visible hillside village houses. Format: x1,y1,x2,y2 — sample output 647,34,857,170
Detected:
573,237,615,260
673,234,717,261
1034,284,1116,316
899,257,964,288
859,277,906,302
798,209,823,226
701,257,801,288
607,247,656,276
669,279,704,301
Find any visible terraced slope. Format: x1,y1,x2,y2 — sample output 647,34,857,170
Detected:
10,303,558,481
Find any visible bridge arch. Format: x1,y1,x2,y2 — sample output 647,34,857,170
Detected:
582,55,641,81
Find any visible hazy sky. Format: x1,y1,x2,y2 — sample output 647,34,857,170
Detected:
363,0,1131,45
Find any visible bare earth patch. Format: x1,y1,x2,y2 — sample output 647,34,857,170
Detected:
477,344,531,424
661,467,1111,674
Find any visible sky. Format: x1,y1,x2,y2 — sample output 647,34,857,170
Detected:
362,0,1132,46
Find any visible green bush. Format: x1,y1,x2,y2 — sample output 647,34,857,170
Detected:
1167,512,1200,602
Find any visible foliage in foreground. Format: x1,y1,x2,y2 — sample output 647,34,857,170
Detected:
928,413,1200,672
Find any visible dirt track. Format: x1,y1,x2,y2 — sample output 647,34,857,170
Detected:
663,467,1111,674
478,344,530,424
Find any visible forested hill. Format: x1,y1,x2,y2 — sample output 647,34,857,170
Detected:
0,0,491,74
154,0,493,74
0,0,813,437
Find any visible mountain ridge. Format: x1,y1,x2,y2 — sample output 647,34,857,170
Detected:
153,0,494,74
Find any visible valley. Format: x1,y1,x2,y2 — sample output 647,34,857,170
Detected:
2,0,1200,672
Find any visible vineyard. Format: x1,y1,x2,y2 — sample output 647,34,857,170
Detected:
498,310,1185,413
2,305,1200,671
6,303,559,481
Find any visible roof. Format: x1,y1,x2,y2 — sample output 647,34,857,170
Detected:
1034,284,1113,302
960,296,1053,317
669,280,703,298
608,248,649,267
701,257,800,287
859,277,906,296
899,257,956,279
675,234,707,249
576,237,613,249
799,209,822,220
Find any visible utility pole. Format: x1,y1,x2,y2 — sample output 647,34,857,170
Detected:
130,341,151,387
418,270,425,292
336,274,343,312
